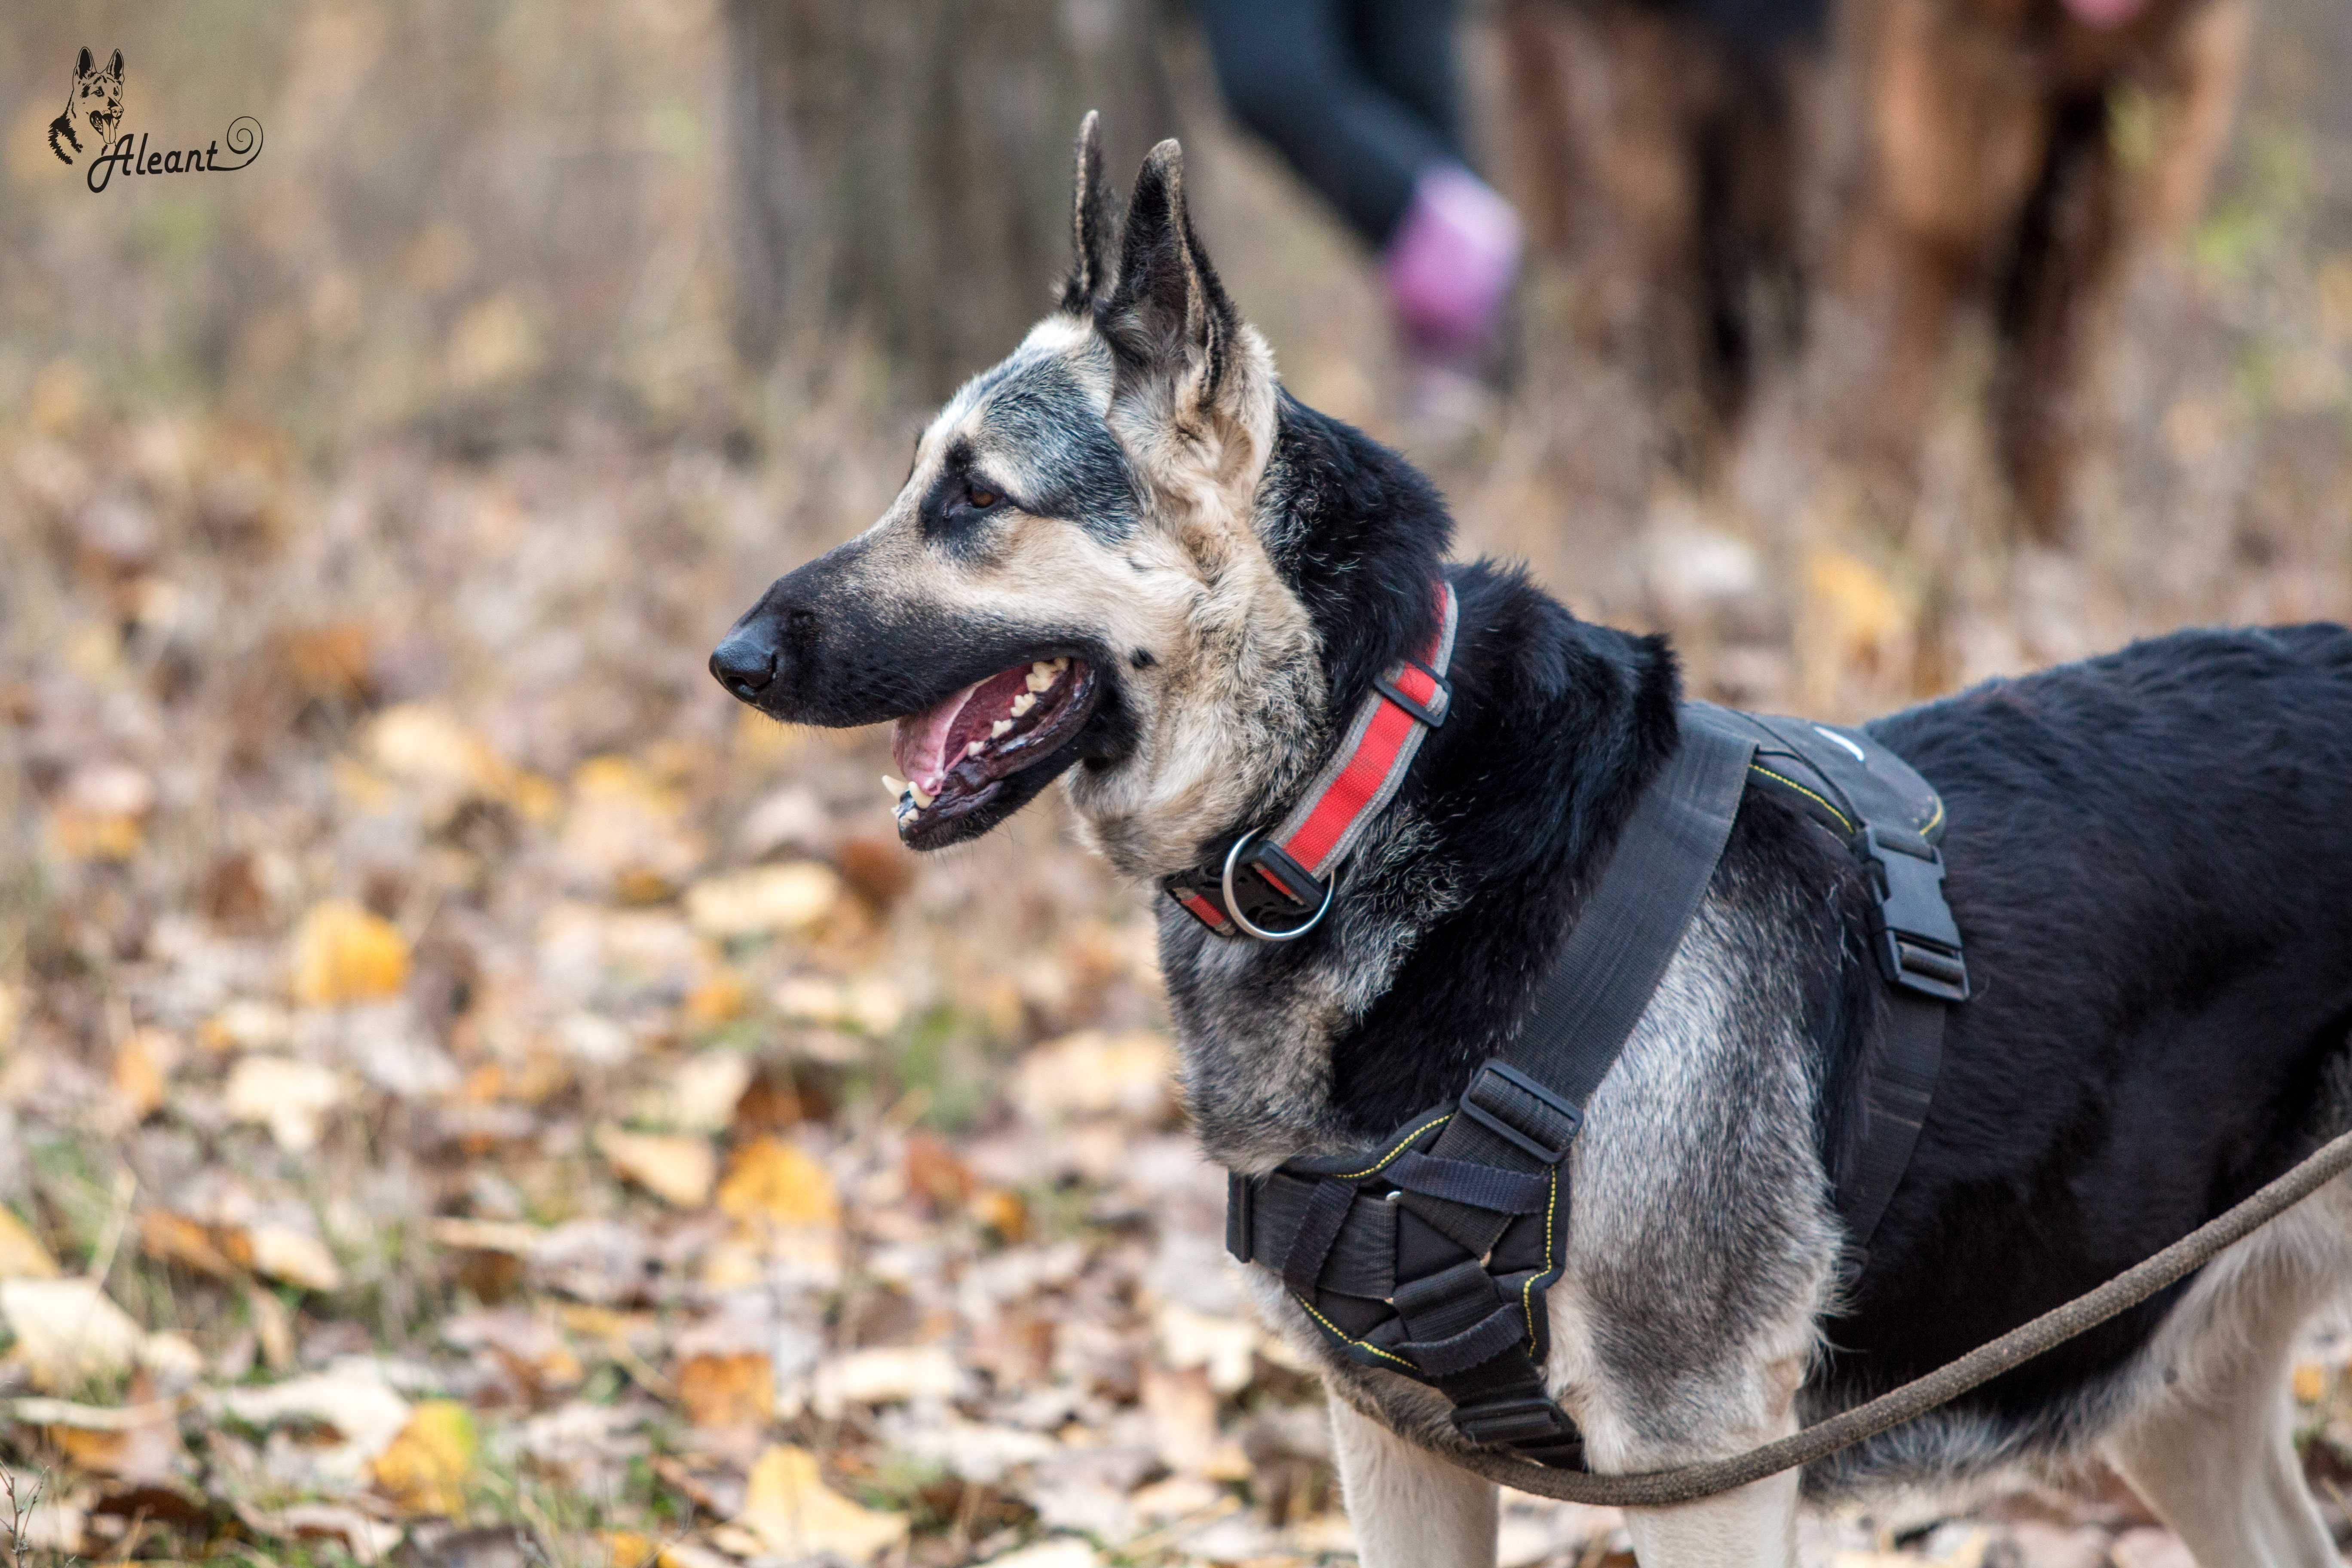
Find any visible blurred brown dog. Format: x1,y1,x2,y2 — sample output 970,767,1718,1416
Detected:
1841,0,2247,539
1503,0,2248,539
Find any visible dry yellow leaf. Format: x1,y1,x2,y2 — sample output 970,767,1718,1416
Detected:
2293,1360,2328,1403
1013,1030,1176,1124
0,1208,59,1279
683,970,748,1026
683,863,841,940
224,1054,347,1152
735,1444,907,1562
675,1350,775,1429
290,900,411,1006
241,1224,346,1292
47,763,155,862
371,1399,477,1516
716,1137,839,1228
111,1026,177,1122
0,1278,145,1390
596,1124,717,1208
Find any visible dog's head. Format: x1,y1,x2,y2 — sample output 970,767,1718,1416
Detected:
716,116,1422,877
74,49,126,142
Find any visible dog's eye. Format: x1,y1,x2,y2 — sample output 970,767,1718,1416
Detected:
967,484,1000,511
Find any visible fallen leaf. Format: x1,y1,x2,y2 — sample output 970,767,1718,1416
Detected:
1141,1364,1220,1476
237,1501,404,1566
676,1351,775,1429
972,1187,1028,1242
291,899,412,1006
715,1137,838,1228
734,1444,907,1562
0,1279,146,1390
684,862,840,940
597,1124,717,1208
47,763,155,862
282,621,375,700
980,1541,1106,1568
0,1208,60,1279
683,971,749,1027
110,1026,177,1123
2294,1361,2328,1403
563,756,706,900
240,1223,345,1292
811,1346,960,1417
1155,1302,1260,1395
658,1050,754,1132
1013,1030,1176,1124
904,1130,975,1210
215,1371,413,1478
372,1398,478,1515
223,1054,346,1152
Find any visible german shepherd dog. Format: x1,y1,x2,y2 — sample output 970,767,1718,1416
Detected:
48,48,125,167
713,118,2352,1567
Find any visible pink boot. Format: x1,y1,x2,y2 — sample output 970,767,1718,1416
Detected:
1383,164,1524,364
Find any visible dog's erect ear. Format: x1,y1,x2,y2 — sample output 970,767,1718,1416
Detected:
1060,112,1119,315
75,47,94,80
1101,139,1242,408
105,50,123,80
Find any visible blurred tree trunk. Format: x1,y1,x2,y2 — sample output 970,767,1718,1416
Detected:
726,0,1179,400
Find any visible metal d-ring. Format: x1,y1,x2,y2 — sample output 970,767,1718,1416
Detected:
1221,829,1335,942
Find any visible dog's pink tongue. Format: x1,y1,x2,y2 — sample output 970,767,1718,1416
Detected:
891,679,982,795
2061,0,2144,27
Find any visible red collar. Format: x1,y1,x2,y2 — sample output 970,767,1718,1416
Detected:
1164,581,1460,940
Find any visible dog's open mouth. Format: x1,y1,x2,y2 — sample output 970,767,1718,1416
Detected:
884,656,1099,843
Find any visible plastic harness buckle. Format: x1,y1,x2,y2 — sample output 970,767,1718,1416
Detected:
1859,827,1970,1002
1458,1062,1581,1165
1453,1393,1577,1447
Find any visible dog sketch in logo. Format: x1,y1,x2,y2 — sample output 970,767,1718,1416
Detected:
48,47,125,167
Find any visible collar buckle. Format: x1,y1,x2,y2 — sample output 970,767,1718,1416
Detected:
1219,830,1334,942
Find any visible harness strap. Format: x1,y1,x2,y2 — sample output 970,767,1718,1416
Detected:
1164,582,1459,940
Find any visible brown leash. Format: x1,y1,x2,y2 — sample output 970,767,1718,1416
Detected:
1415,1127,2352,1508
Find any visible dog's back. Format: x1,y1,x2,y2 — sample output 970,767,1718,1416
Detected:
1815,625,2352,1478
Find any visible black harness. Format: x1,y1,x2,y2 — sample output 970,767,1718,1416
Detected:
1207,701,1970,1470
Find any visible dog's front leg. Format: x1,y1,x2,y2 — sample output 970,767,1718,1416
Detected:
1622,1465,1801,1568
1329,1396,1498,1568
1605,1384,1802,1568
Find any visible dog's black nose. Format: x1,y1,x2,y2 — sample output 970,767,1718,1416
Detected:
710,635,778,698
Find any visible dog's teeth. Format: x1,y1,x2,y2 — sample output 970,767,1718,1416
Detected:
909,783,935,808
1011,693,1036,717
990,719,1013,738
1049,656,1069,672
1026,665,1053,692
882,774,907,798
965,741,984,758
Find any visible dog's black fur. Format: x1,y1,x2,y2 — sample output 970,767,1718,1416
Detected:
1174,385,2352,1451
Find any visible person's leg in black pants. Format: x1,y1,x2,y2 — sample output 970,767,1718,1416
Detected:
1194,0,1521,403
1193,0,1463,249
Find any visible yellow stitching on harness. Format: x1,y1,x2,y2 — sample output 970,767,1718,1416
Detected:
1520,1164,1559,1339
1921,793,1945,836
1748,764,1856,834
1293,1292,1419,1368
1331,1114,1454,1180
